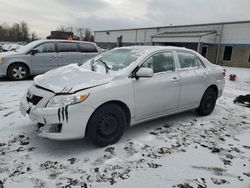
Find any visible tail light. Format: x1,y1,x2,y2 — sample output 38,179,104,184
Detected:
222,69,226,77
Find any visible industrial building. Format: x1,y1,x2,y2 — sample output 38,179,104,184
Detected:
94,20,250,68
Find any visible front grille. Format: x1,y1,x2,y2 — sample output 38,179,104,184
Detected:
27,94,43,105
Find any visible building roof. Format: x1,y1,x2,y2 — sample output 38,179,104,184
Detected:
152,30,217,38
94,20,250,33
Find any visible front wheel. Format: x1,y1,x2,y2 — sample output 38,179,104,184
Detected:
196,88,217,116
86,103,127,147
7,63,29,81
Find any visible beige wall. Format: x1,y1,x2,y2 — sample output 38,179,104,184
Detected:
200,44,250,68
219,46,250,68
206,45,218,64
199,44,217,64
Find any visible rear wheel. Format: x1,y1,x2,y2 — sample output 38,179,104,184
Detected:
196,88,217,116
86,103,127,147
7,63,29,81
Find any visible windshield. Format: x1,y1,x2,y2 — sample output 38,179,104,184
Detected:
81,48,145,73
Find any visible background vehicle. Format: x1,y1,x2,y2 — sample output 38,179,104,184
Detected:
0,39,100,80
20,46,225,147
0,45,8,52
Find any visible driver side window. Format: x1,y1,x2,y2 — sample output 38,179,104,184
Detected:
142,52,175,73
34,43,55,53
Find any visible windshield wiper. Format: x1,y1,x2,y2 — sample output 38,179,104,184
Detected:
99,59,111,73
90,59,96,71
89,58,110,73
78,62,83,66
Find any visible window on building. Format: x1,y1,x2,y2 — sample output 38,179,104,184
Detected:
201,46,208,58
177,52,199,69
223,46,233,61
142,52,175,73
57,42,78,52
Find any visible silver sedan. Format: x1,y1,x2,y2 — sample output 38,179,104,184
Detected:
20,46,225,147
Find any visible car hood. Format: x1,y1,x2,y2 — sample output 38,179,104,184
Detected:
0,51,24,57
34,64,114,94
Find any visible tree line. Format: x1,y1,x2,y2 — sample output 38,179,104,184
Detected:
57,25,94,42
0,21,94,42
0,21,38,42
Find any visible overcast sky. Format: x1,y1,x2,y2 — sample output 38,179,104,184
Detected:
0,0,250,38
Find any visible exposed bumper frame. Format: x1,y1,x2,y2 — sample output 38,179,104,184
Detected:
20,96,95,140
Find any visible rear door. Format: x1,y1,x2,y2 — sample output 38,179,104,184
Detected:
175,51,207,109
78,43,99,64
30,42,57,74
134,51,180,121
56,42,82,66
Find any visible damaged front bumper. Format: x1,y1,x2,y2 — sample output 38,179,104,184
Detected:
20,95,95,140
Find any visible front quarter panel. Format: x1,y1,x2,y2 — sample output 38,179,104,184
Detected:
3,54,32,75
80,77,135,122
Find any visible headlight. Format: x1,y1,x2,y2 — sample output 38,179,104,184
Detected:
46,93,89,108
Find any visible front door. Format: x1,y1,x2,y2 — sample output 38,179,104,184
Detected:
133,51,180,121
30,42,58,74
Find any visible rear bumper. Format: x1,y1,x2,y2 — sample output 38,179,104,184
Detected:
20,96,95,140
216,78,225,98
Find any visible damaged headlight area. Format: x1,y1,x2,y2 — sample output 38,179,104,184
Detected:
46,93,90,108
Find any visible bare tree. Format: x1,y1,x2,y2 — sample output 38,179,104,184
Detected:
57,25,74,32
31,31,39,41
0,21,33,42
20,21,29,41
75,27,84,40
83,28,94,42
54,26,94,41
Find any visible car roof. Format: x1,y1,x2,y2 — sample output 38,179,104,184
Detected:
116,45,195,54
35,39,96,45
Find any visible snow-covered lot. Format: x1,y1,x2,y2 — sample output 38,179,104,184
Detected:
0,67,249,188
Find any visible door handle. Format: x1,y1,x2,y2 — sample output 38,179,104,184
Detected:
171,77,180,82
50,55,57,58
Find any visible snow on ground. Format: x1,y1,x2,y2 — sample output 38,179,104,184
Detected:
0,43,24,52
0,67,249,188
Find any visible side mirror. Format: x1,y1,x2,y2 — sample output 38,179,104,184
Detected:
30,49,38,55
135,67,153,78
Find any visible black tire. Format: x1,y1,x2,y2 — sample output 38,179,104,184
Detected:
7,63,29,81
196,88,217,116
86,103,127,147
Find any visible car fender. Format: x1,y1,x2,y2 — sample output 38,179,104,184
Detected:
5,56,32,75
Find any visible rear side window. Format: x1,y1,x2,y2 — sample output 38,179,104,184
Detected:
143,52,175,73
197,57,206,68
34,43,55,53
177,52,198,69
78,43,97,53
57,42,78,52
